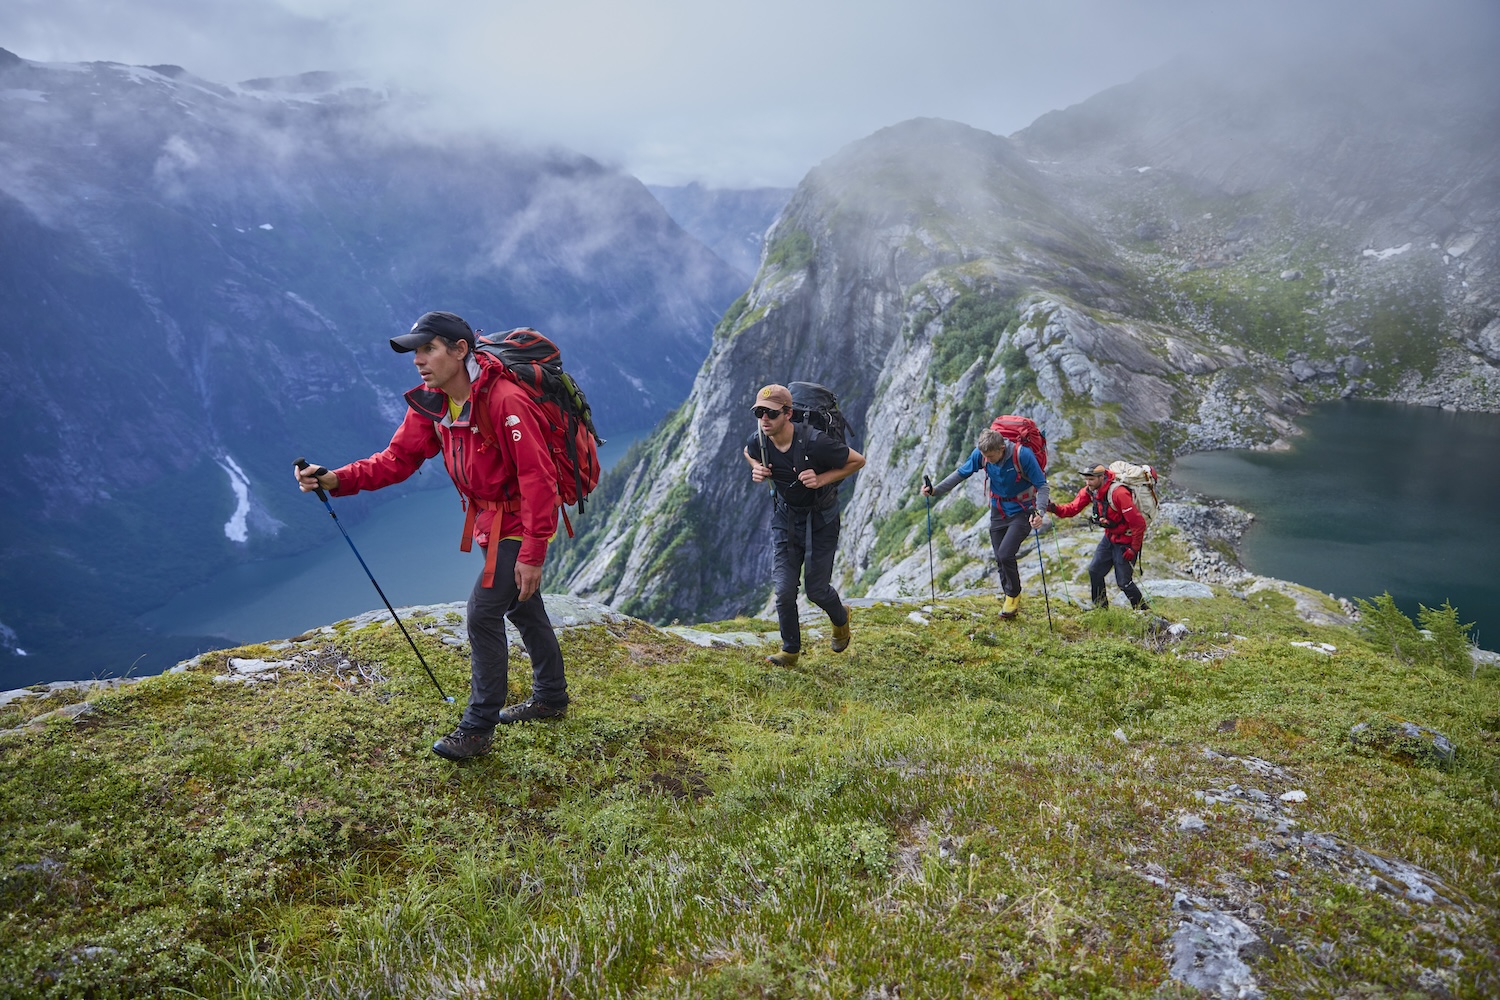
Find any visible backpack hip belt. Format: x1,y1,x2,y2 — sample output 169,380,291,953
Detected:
991,485,1037,508
460,495,523,589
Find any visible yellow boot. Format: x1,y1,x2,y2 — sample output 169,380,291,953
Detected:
999,594,1020,620
765,650,800,667
831,606,852,653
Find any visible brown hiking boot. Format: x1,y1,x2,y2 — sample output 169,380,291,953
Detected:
432,727,493,760
831,606,852,653
765,650,800,667
497,698,566,724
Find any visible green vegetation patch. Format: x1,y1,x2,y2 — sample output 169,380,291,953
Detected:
930,291,1021,383
764,228,814,273
2,591,1497,998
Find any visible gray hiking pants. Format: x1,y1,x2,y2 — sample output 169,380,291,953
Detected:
1088,536,1146,608
988,509,1033,598
459,538,568,733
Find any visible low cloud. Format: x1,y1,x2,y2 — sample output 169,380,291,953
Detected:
3,0,1496,186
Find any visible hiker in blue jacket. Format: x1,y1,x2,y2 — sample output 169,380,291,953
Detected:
923,427,1050,619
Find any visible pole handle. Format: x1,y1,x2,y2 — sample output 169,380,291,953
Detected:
923,474,933,491
294,457,330,502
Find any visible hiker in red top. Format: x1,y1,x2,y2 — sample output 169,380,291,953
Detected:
1048,464,1150,611
295,311,569,760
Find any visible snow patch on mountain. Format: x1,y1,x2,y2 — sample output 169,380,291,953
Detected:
217,455,253,543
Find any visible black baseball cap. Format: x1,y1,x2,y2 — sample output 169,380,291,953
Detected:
390,311,475,353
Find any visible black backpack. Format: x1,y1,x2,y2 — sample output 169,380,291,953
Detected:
788,381,849,447
759,381,848,510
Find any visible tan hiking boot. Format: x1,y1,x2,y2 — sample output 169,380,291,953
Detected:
765,650,800,667
831,606,852,653
999,594,1021,620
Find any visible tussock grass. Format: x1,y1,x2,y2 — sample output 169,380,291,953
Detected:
2,597,1497,998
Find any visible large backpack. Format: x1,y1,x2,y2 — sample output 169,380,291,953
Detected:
989,414,1048,472
759,381,849,510
1104,460,1161,529
789,381,849,448
473,328,604,529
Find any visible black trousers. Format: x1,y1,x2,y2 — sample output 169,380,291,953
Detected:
1088,536,1145,608
771,501,849,653
460,538,568,732
988,509,1033,598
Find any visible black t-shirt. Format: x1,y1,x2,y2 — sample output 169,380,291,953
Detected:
745,424,850,508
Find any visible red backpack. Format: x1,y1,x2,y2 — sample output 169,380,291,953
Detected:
989,414,1049,472
473,328,603,533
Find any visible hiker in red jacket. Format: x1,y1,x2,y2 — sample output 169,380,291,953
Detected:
295,311,569,760
1047,464,1150,611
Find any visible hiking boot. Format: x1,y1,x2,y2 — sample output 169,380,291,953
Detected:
432,727,493,760
497,698,566,724
999,594,1021,620
831,607,852,653
765,650,800,667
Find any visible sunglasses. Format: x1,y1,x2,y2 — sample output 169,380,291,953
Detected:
752,406,787,419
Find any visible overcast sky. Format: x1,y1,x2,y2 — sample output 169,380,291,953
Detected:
4,0,1496,187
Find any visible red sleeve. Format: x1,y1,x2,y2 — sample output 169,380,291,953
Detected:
329,409,440,496
488,383,560,566
1112,484,1148,550
1051,485,1092,518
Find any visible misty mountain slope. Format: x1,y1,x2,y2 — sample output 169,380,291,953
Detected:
647,183,793,280
0,51,745,676
1010,50,1500,397
552,118,1270,620
558,54,1500,623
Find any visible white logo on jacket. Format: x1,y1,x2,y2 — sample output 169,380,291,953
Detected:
504,415,520,427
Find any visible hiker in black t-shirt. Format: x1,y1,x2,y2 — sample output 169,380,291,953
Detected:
742,384,866,666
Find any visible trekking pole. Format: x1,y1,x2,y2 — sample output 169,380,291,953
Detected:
294,459,454,703
1032,514,1055,635
923,475,936,604
1051,530,1072,601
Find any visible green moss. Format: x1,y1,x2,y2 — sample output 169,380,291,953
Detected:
712,292,750,339
765,228,814,273
930,291,1020,383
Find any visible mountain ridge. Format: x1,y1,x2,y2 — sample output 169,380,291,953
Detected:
555,53,1500,625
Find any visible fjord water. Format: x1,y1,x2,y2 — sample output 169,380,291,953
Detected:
1171,401,1499,648
0,432,648,691
133,430,650,647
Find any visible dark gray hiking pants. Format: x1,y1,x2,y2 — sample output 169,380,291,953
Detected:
1088,536,1145,608
459,538,568,733
772,501,849,654
988,509,1033,598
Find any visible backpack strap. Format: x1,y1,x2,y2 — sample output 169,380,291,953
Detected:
987,442,1038,508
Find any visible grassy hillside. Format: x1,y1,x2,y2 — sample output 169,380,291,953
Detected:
2,590,1496,998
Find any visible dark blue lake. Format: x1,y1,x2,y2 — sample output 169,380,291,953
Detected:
0,430,647,691
1171,400,1499,649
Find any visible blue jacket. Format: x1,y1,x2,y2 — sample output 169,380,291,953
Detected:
941,443,1049,517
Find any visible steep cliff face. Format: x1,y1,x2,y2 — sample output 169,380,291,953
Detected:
556,120,1305,620
560,55,1500,623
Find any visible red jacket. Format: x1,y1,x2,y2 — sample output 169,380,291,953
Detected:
331,354,559,566
1050,470,1147,552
